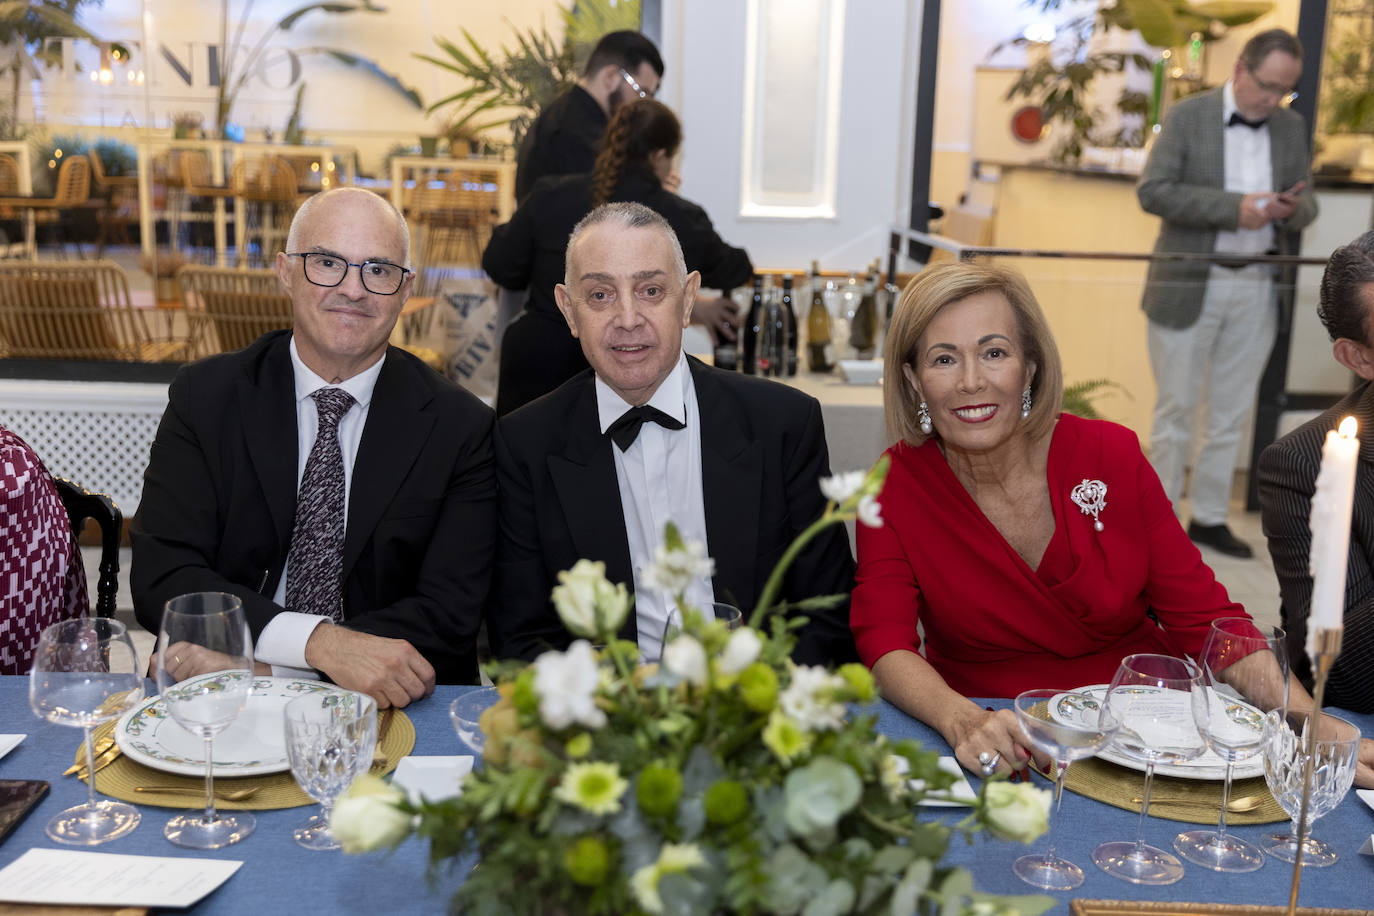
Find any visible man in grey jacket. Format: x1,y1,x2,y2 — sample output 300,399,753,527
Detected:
1138,28,1317,558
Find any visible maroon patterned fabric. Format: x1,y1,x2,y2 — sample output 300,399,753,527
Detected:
0,426,88,674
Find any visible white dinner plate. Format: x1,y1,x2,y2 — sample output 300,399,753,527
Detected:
1049,685,1264,781
114,676,346,778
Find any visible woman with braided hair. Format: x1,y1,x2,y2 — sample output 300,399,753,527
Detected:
484,98,753,416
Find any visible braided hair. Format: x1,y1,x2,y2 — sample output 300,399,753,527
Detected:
590,99,682,207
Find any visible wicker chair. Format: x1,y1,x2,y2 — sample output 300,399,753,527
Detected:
177,264,290,356
0,156,92,256
232,156,298,266
0,260,186,361
411,170,500,267
88,149,139,255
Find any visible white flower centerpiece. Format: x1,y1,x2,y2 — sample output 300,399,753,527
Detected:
334,456,1055,915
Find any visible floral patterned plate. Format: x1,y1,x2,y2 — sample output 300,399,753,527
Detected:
1049,684,1264,781
114,676,344,778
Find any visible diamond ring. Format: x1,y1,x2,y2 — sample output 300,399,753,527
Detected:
978,750,1001,776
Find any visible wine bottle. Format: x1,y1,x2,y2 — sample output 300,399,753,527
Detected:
713,287,738,371
742,275,764,375
806,261,833,373
763,280,783,377
780,274,799,377
849,260,880,359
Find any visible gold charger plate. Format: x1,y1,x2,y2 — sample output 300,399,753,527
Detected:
74,711,415,811
1072,901,1373,915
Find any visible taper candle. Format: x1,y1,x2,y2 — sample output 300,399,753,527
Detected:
1307,416,1359,661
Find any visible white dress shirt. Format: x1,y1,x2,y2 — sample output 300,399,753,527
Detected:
256,337,385,676
596,352,714,661
1214,80,1275,257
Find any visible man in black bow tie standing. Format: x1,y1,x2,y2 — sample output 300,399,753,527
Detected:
1138,28,1317,559
490,202,857,666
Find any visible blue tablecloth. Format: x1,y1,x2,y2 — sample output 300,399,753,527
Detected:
0,678,1370,914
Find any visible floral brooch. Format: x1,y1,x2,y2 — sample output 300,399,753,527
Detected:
1071,478,1107,531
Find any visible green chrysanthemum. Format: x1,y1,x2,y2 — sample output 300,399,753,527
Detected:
738,662,779,712
762,710,812,765
636,762,684,817
703,780,749,825
554,761,628,816
563,835,610,886
511,668,538,715
566,732,592,759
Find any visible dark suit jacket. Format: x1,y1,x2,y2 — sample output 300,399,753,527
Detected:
1258,381,1374,712
514,85,607,203
490,358,857,666
130,330,497,684
1137,86,1317,329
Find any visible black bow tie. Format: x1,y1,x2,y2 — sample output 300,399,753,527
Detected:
1228,112,1267,129
606,405,686,451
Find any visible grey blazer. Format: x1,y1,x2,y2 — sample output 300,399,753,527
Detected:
1137,86,1317,329
1257,381,1374,713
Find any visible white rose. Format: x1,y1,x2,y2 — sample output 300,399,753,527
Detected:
982,781,1051,844
819,470,866,504
662,635,708,687
551,560,605,637
591,575,630,633
533,640,607,730
717,627,762,676
330,774,412,853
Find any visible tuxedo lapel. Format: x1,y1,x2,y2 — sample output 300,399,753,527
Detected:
343,352,437,578
547,378,635,637
691,361,762,607
239,339,298,555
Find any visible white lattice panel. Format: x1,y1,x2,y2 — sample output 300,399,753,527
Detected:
0,380,170,516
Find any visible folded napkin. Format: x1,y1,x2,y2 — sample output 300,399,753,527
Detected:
390,756,474,805
0,735,22,761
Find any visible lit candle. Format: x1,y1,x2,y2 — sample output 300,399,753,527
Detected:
1307,416,1359,661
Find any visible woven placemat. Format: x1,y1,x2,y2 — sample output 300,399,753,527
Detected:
1035,756,1287,824
73,711,415,811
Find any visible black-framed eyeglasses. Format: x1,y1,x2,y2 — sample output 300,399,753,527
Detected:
287,252,412,296
1245,63,1297,103
620,67,654,99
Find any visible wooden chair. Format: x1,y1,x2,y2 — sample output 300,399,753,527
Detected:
232,156,298,266
177,264,290,356
0,260,186,361
0,156,91,256
88,149,139,255
53,477,122,619
173,150,232,253
0,154,19,254
411,170,500,267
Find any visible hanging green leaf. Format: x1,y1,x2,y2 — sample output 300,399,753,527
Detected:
1120,0,1183,49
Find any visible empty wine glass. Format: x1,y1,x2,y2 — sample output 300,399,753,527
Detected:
660,602,742,658
1011,688,1116,890
1092,653,1206,885
1262,709,1360,867
1174,618,1288,872
449,686,501,762
285,690,377,850
29,618,144,844
156,592,256,849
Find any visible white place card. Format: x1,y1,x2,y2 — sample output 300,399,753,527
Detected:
391,755,474,804
0,735,23,761
1360,835,1373,856
0,849,241,908
1356,788,1374,814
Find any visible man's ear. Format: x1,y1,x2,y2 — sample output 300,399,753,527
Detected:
1333,338,1374,381
554,284,579,338
274,251,292,295
681,271,701,327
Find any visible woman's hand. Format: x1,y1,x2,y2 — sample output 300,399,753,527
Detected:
947,705,1041,777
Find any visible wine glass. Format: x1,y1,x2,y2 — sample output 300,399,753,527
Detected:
1261,709,1360,867
1174,618,1288,872
660,602,742,657
156,592,256,849
285,690,377,850
1011,688,1116,890
1092,653,1206,885
449,686,501,762
29,618,144,844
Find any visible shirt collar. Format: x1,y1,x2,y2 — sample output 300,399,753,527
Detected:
1222,81,1239,124
595,351,689,434
289,335,385,409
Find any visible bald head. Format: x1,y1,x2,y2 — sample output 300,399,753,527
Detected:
285,187,411,267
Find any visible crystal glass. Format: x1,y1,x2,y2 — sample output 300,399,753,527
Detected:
1174,618,1288,872
661,601,742,654
29,618,144,844
1092,653,1206,885
1011,688,1116,890
1262,709,1360,867
285,691,377,850
156,592,256,849
449,686,501,762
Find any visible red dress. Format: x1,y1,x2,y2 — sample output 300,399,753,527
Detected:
851,414,1246,697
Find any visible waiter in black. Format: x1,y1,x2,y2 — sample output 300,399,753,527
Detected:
515,30,664,202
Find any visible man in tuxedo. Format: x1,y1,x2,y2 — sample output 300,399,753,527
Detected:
491,202,856,666
131,188,496,706
1259,230,1374,713
515,30,664,202
1139,28,1316,558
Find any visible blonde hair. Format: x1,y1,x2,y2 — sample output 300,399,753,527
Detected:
882,261,1063,446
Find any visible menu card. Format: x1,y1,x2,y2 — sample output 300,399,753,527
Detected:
0,736,23,761
0,849,241,908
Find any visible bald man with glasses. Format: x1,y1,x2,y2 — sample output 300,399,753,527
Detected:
132,188,496,706
1138,28,1317,559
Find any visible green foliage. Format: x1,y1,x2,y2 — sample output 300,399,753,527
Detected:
1001,0,1271,163
27,131,86,194
91,136,135,176
1062,378,1130,420
1322,22,1374,135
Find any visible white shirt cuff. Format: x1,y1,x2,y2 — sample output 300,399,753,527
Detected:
256,612,329,676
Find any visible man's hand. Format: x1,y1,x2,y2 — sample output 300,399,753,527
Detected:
303,625,435,709
149,641,271,680
1266,180,1306,223
1238,192,1273,229
690,295,740,346
1356,736,1374,789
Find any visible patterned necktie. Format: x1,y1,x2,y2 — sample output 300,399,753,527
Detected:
606,405,686,451
286,387,355,622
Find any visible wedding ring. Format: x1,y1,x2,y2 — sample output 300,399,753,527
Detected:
978,750,1001,776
